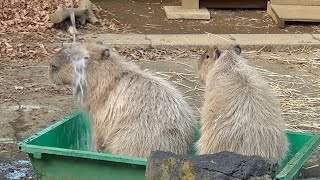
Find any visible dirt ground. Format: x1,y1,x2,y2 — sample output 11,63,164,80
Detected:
86,0,320,34
0,46,319,179
2,0,320,45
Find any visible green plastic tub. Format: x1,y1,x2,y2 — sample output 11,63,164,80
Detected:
19,111,320,180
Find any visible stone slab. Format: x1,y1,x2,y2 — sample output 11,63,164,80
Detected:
163,6,210,20
146,151,274,180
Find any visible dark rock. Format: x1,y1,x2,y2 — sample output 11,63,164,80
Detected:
146,151,274,180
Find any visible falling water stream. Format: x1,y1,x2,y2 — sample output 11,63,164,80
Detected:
69,0,77,45
68,0,92,151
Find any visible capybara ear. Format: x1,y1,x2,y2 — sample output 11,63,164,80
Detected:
203,48,211,60
96,41,103,45
102,48,110,59
233,44,241,55
213,45,221,59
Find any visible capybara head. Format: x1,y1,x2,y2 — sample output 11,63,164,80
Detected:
48,43,110,86
198,44,241,83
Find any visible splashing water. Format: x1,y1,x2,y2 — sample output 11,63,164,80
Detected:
67,0,90,106
72,56,87,105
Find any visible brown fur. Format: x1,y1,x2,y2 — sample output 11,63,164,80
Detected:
196,44,289,164
49,43,196,158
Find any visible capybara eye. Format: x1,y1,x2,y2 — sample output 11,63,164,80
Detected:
206,55,210,59
51,64,59,71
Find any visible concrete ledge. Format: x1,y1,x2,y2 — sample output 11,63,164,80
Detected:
81,33,320,51
84,34,151,47
40,34,320,51
163,6,210,20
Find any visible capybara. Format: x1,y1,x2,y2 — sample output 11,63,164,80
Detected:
196,44,289,164
49,43,196,158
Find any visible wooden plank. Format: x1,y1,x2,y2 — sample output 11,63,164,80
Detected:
201,0,267,9
271,0,320,6
182,0,199,9
271,4,320,21
267,1,285,28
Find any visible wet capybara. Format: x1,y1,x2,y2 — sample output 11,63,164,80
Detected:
49,43,196,158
